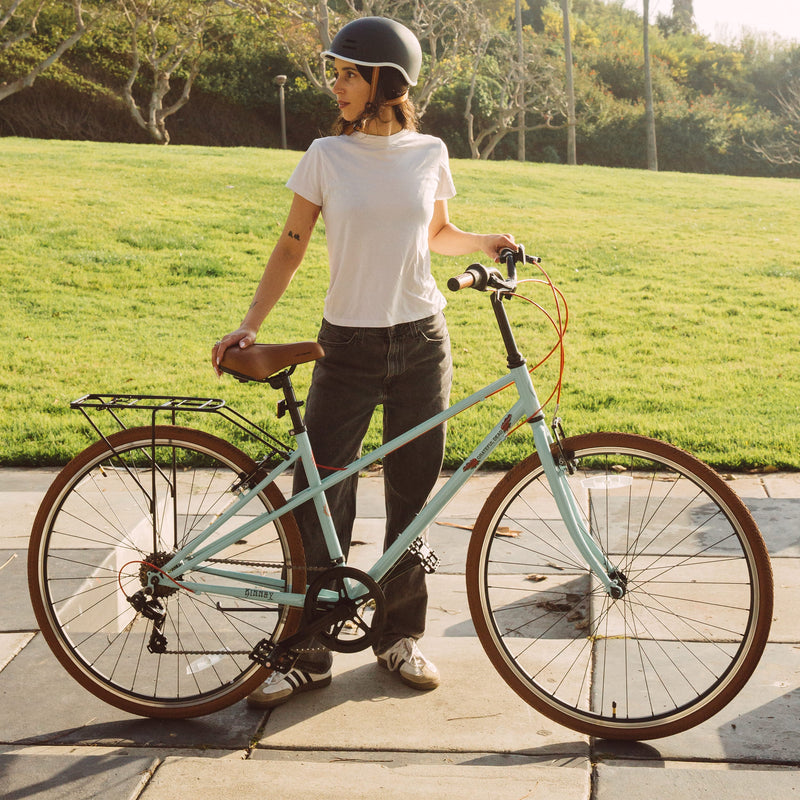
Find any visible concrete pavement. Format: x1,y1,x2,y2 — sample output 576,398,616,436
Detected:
1,466,798,799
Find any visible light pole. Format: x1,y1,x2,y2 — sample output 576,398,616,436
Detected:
515,0,525,161
562,0,576,165
275,74,287,150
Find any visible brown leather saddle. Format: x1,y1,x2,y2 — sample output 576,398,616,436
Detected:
219,341,324,383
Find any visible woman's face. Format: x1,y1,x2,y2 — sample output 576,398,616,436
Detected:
332,58,372,122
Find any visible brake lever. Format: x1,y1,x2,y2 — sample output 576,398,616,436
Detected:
499,246,542,267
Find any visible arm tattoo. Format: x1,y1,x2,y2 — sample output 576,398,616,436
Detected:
287,230,301,241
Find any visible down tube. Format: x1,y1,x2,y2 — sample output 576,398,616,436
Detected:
368,399,531,584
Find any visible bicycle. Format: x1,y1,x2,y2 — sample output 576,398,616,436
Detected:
28,247,773,740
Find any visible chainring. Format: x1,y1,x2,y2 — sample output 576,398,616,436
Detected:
303,566,386,653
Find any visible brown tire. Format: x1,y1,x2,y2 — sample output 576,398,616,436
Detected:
466,432,773,740
28,426,305,718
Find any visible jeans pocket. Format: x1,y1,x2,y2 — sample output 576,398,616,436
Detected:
415,313,449,345
318,320,359,348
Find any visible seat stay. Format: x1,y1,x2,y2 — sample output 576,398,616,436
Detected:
162,451,300,577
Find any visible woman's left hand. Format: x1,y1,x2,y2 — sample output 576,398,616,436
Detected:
481,233,518,263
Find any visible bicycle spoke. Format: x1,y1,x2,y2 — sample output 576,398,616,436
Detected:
467,433,772,739
29,427,305,717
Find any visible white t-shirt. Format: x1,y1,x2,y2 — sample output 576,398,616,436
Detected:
286,129,457,327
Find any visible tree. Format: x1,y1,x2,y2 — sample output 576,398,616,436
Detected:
657,0,693,36
750,78,800,165
672,0,693,32
514,0,524,160
0,0,99,102
525,0,548,32
464,25,565,159
229,0,335,99
351,0,487,117
118,0,229,143
643,0,658,170
231,0,505,118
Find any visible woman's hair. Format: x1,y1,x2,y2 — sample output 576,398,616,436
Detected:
330,65,419,136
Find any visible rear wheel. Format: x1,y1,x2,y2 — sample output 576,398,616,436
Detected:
28,426,305,718
467,432,773,739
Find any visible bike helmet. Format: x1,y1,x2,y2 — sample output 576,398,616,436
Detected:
322,17,422,87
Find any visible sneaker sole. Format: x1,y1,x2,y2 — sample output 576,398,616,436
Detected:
246,672,332,709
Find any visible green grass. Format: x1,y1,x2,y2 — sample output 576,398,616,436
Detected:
2,137,799,470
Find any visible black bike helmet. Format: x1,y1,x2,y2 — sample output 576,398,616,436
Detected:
322,17,422,86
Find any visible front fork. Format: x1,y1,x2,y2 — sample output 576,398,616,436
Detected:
530,417,627,599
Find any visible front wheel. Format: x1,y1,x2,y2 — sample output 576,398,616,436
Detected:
28,426,305,718
466,432,773,740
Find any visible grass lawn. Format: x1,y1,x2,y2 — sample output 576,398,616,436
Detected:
2,137,799,469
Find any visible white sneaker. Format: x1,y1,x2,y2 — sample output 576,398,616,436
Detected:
377,638,440,690
246,667,332,709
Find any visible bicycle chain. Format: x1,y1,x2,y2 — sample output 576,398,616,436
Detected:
162,644,327,655
206,556,330,572
164,556,329,656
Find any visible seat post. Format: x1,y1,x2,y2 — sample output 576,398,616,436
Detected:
269,369,307,435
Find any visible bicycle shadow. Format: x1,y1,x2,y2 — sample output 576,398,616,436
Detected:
9,705,265,750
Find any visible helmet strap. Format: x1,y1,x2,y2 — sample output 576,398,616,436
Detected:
383,91,409,107
367,66,381,108
366,66,409,108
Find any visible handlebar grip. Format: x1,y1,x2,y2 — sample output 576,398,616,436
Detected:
447,272,476,292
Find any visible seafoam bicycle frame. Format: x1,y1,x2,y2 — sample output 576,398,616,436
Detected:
159,322,623,609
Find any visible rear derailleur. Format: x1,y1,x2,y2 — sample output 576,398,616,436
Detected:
128,589,168,654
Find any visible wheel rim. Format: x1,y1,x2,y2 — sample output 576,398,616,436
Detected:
31,429,302,713
471,436,770,736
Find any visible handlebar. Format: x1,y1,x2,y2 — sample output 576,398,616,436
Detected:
446,263,492,292
447,245,541,293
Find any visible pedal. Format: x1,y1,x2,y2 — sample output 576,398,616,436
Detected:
409,538,439,574
249,639,298,672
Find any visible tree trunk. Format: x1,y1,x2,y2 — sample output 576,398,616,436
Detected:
673,0,694,33
643,0,658,171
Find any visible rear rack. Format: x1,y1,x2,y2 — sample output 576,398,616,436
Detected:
71,393,291,461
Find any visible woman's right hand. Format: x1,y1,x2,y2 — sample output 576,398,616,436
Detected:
212,326,257,377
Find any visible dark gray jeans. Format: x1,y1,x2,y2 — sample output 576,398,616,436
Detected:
292,313,452,671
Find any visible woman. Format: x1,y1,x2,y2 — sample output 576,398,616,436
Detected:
213,16,516,709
